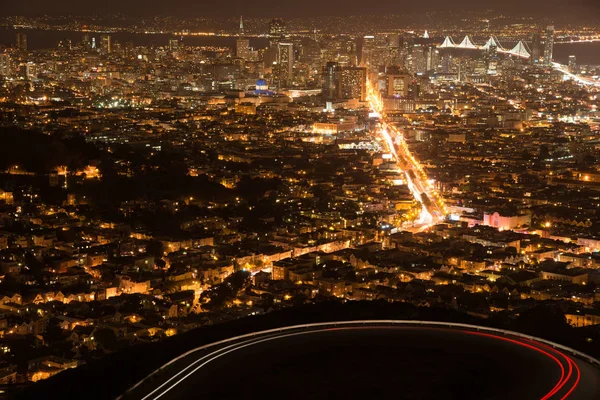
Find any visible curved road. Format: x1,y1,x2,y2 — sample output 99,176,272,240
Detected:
124,322,600,400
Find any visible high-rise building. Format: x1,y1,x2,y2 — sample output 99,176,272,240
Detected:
0,53,12,77
236,38,250,60
387,34,400,49
269,18,286,47
340,66,367,101
169,39,181,52
361,36,375,68
275,42,294,87
568,55,577,73
16,33,27,51
411,46,428,74
323,61,340,100
485,45,499,74
387,74,411,97
82,34,92,50
100,35,112,54
235,16,251,61
531,33,543,64
544,26,554,66
58,39,72,50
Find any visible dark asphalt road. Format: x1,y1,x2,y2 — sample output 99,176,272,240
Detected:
131,326,600,400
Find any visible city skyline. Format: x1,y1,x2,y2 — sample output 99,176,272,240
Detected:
1,7,600,400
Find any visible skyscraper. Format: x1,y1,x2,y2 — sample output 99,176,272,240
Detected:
0,52,12,77
269,18,286,47
531,33,543,64
16,33,27,51
235,16,250,60
82,34,92,50
361,36,375,68
236,39,250,60
568,55,577,73
544,26,554,66
275,42,294,87
387,74,411,97
323,61,340,100
100,35,112,54
340,66,367,101
169,38,181,52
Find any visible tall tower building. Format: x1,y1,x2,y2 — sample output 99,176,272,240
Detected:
100,35,112,54
235,16,250,60
236,39,250,60
269,18,286,47
544,25,554,66
82,34,92,50
340,66,367,101
387,74,410,97
568,55,577,73
16,33,27,51
323,61,340,100
387,34,400,49
361,36,375,68
0,52,12,77
531,33,543,64
275,42,294,87
169,38,181,52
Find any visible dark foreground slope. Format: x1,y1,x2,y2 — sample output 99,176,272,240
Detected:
16,301,600,399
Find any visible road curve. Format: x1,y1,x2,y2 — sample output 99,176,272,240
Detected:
122,321,600,400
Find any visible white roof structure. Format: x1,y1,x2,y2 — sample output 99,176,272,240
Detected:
457,35,477,49
439,36,456,48
482,36,504,51
509,41,531,58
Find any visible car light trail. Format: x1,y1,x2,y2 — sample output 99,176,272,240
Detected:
136,323,588,400
552,62,600,88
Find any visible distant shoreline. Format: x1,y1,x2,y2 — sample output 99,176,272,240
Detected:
1,26,600,65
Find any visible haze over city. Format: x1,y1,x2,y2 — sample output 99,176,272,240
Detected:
0,0,599,17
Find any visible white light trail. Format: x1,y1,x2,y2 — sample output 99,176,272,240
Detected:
366,80,446,228
552,62,600,88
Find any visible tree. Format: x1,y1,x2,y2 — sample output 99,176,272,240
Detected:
93,328,118,352
146,240,164,259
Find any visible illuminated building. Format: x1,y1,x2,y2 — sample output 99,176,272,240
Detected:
382,97,415,112
82,34,91,50
531,33,542,63
387,74,411,97
16,32,27,51
340,66,367,101
169,38,181,52
236,38,250,60
323,61,340,100
568,55,577,73
275,42,294,87
544,25,554,66
361,35,375,68
0,53,11,76
483,212,531,231
269,18,286,47
387,34,400,49
100,35,112,54
313,120,357,134
236,16,250,60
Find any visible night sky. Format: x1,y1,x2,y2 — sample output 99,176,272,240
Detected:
1,0,599,18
